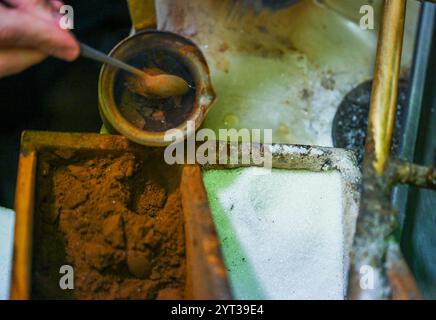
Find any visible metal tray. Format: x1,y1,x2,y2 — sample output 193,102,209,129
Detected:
11,131,231,300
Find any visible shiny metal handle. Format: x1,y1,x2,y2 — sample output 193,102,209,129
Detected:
79,42,144,77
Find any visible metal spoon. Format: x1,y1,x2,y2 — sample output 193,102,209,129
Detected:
79,43,189,98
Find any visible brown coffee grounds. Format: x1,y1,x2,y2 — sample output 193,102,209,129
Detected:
114,51,196,133
32,150,186,300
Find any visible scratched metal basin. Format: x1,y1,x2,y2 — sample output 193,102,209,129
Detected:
154,0,420,146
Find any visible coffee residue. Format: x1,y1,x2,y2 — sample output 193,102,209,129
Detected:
32,151,186,300
115,50,196,132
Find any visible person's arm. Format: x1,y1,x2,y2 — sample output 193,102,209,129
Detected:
0,0,79,77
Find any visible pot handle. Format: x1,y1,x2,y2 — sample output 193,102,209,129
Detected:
127,0,157,32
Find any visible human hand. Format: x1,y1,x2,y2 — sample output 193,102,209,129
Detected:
0,0,79,77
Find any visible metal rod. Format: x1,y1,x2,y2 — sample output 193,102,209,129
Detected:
367,0,407,176
393,2,436,231
79,42,189,98
393,160,436,190
348,0,409,300
79,43,145,78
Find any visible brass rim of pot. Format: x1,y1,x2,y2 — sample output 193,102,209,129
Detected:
98,30,216,147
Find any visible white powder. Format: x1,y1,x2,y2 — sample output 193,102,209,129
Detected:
203,167,346,300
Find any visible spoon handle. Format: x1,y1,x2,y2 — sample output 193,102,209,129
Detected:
79,42,145,78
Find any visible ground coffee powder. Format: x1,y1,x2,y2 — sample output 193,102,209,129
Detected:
32,150,185,299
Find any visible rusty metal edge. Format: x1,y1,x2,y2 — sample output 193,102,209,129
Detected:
181,165,233,300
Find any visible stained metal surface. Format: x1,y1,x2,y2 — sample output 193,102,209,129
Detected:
154,0,420,146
